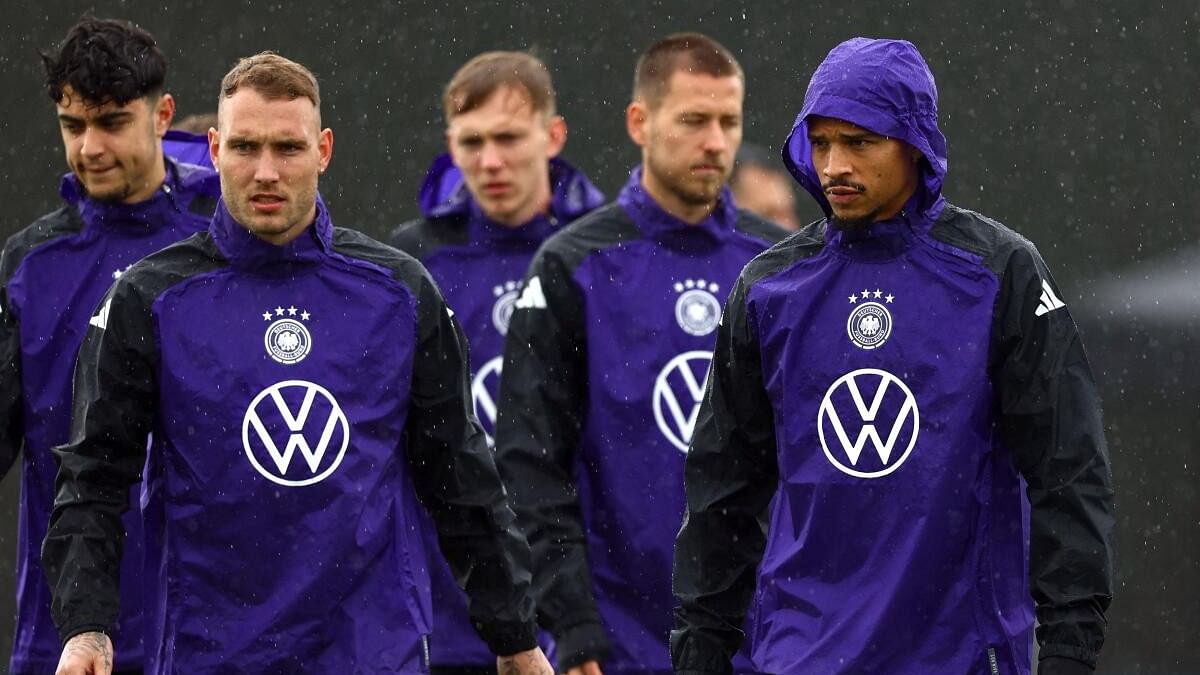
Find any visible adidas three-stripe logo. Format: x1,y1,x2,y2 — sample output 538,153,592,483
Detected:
1034,279,1065,317
515,276,547,310
89,298,111,330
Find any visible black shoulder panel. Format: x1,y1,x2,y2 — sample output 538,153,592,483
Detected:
332,226,434,293
733,209,789,245
742,217,828,290
1,207,84,284
927,203,1041,278
539,202,640,274
117,232,227,303
388,216,470,262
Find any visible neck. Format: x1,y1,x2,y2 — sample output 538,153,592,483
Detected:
253,205,316,246
121,153,168,205
640,166,715,225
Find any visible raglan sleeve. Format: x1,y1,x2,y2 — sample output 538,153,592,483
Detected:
402,263,539,656
42,277,157,643
0,243,25,478
492,244,606,669
670,272,780,674
991,245,1115,674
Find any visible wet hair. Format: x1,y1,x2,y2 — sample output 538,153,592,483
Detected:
218,52,321,126
633,32,743,109
41,16,166,106
443,51,556,122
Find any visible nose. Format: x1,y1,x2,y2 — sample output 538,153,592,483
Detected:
479,141,504,171
700,121,729,154
79,127,104,160
254,150,281,183
820,144,851,178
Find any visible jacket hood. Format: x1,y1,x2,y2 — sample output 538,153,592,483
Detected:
783,38,948,224
163,129,214,169
210,192,334,271
417,153,605,223
59,156,220,229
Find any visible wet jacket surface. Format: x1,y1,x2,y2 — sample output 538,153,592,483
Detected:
671,38,1114,675
495,169,785,673
0,159,217,673
40,197,538,674
390,154,604,666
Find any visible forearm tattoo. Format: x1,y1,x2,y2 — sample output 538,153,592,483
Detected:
65,632,112,672
497,651,553,675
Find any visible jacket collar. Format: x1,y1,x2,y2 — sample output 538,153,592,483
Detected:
616,166,737,244
60,156,218,232
210,193,334,272
418,153,605,247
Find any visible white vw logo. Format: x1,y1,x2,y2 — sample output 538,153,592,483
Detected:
817,368,919,478
242,380,350,487
653,350,713,453
471,356,503,441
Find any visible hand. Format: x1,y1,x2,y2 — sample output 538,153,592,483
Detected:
565,660,605,675
497,647,554,675
55,631,113,675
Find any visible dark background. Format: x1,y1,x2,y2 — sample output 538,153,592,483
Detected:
1,1,1196,673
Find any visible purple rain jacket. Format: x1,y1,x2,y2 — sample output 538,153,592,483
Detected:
671,38,1115,675
40,196,539,674
162,129,214,169
494,169,786,674
0,158,218,674
390,154,604,667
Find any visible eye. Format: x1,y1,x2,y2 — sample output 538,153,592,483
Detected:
809,138,829,150
721,116,741,130
458,137,483,150
494,132,522,146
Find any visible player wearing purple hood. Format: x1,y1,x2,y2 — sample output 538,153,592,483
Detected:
672,38,1114,675
391,51,605,674
0,18,218,674
41,52,552,675
495,34,785,675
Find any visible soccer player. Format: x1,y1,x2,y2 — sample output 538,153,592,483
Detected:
495,33,785,675
41,52,552,675
728,142,802,231
0,18,219,674
391,51,604,674
672,37,1115,675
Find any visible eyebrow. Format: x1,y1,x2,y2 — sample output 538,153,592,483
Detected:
58,111,134,125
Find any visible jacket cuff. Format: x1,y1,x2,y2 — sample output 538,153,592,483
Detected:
1038,656,1094,675
60,624,110,646
1038,643,1099,670
478,618,539,657
555,619,611,671
670,631,733,674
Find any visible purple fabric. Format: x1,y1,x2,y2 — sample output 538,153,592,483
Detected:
782,38,948,225
415,156,603,665
8,159,217,673
140,197,436,672
162,129,214,170
574,170,769,672
740,38,1034,672
419,153,605,224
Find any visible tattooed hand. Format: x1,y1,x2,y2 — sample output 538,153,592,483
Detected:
497,646,554,675
55,631,113,675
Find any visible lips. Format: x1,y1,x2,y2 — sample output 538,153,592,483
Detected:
250,193,286,214
483,182,510,197
824,185,864,205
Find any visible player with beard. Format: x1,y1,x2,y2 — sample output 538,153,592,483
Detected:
671,38,1114,674
391,51,605,675
40,52,552,675
494,33,785,675
0,18,219,674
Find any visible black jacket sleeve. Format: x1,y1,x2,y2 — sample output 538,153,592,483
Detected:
992,247,1115,672
42,279,157,643
493,246,608,669
670,273,779,674
0,260,24,478
404,265,538,657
